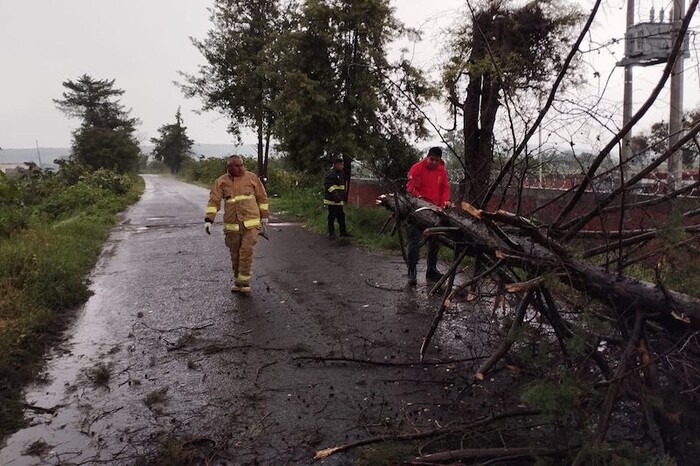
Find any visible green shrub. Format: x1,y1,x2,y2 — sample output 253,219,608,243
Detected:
37,182,111,219
180,156,227,184
80,168,133,195
521,374,586,419
266,167,317,195
0,176,31,236
0,205,29,237
54,158,89,186
0,174,22,206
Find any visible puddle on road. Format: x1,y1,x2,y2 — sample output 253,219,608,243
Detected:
0,293,123,464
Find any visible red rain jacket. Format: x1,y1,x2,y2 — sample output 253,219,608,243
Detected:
406,157,451,207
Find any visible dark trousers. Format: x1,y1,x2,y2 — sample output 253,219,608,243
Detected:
407,222,439,271
327,205,346,235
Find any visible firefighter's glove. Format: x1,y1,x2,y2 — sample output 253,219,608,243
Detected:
260,218,269,236
205,220,212,235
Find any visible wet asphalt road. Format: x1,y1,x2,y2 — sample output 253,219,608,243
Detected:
0,175,473,465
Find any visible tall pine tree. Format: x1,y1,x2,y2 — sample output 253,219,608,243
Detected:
150,108,194,175
54,74,141,173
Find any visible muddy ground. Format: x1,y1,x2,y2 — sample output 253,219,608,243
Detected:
0,175,516,466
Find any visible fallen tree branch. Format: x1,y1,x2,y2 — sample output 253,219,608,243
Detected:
378,193,700,329
412,446,571,463
475,290,533,381
421,248,471,360
314,408,541,460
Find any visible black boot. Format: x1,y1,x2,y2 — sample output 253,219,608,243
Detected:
407,265,417,288
426,268,443,281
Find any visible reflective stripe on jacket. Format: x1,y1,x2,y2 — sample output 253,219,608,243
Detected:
324,168,346,206
205,170,269,229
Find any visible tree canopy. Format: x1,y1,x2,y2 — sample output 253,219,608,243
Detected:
180,0,284,180
274,0,434,179
630,107,700,169
443,0,583,204
182,0,433,181
54,74,141,173
150,108,194,175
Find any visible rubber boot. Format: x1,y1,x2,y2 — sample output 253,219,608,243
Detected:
426,268,443,281
407,264,417,288
426,238,443,281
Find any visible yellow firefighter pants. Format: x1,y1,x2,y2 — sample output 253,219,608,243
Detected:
224,227,260,285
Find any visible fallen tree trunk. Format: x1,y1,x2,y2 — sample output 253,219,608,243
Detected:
378,193,700,330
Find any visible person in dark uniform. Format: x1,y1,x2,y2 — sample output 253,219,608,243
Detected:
323,157,350,239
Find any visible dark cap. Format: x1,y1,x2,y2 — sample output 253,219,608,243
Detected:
427,147,443,157
332,157,344,164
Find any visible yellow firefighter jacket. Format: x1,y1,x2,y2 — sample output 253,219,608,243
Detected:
205,170,269,232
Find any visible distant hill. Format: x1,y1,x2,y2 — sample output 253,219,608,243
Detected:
0,148,69,169
188,143,258,158
0,143,260,169
140,143,259,158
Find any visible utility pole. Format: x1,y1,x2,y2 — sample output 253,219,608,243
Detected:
620,0,635,182
538,93,543,188
619,0,688,191
35,140,43,169
667,0,685,191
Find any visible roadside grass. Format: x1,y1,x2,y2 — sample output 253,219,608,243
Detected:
0,173,143,440
86,362,112,387
271,187,403,251
270,187,460,267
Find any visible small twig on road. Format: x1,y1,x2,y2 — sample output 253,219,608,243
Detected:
293,355,484,367
246,412,272,438
411,446,573,464
82,406,124,434
22,402,65,415
364,277,406,292
254,361,278,385
201,344,289,354
314,398,331,414
134,321,215,333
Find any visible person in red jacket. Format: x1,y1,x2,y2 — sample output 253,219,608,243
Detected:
406,146,451,287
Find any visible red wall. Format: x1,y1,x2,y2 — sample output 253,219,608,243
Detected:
349,179,700,232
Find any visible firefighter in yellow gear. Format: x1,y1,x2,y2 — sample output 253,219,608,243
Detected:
205,155,269,294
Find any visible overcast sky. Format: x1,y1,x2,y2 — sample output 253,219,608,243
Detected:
0,0,698,150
